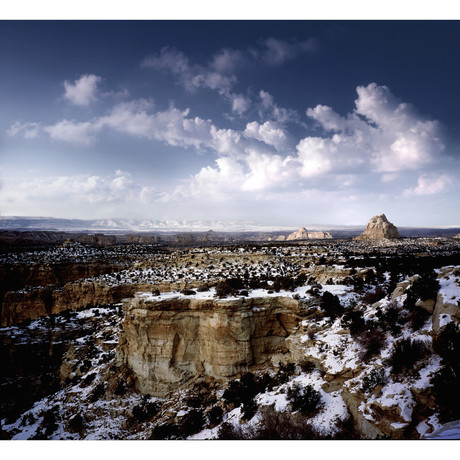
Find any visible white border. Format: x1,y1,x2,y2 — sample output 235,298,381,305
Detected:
1,0,460,20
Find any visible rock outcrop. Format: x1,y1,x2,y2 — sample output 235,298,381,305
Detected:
355,214,399,241
116,294,300,396
286,228,332,241
1,279,214,327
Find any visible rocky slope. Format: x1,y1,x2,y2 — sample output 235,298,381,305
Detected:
355,214,400,241
2,238,460,440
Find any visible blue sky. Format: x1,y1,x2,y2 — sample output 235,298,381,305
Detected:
1,19,460,227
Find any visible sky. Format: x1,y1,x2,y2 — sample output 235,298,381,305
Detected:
1,18,460,228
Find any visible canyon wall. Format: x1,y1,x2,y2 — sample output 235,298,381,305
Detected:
1,280,208,327
116,295,300,396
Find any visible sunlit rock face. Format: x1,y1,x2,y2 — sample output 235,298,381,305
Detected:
286,228,332,241
116,294,300,396
355,214,400,241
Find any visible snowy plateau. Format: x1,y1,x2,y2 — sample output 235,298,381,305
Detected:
1,233,460,440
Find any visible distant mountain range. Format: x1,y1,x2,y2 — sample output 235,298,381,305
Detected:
0,216,293,233
1,216,459,238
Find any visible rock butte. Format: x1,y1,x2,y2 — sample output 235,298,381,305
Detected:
285,228,332,241
355,214,399,241
116,294,300,396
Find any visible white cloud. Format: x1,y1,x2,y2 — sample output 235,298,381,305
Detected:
403,173,454,196
7,121,40,139
2,171,139,209
38,82,450,219
258,37,318,66
63,74,102,106
243,121,288,151
305,82,445,174
141,39,317,115
231,94,251,115
258,90,298,124
44,119,96,145
141,47,190,76
211,48,246,73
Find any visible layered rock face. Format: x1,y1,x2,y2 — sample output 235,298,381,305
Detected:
1,280,209,327
355,214,399,240
286,228,332,241
116,295,300,396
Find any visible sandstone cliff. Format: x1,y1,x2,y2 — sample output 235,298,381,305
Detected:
286,228,332,241
1,279,210,326
116,294,300,396
355,214,399,241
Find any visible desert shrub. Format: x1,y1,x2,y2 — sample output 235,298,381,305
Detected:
40,406,59,437
215,278,244,298
180,289,196,296
434,322,460,367
341,309,365,336
67,413,85,434
150,423,180,440
222,373,257,407
114,379,127,396
363,269,376,285
132,401,159,423
412,270,440,301
89,382,106,402
431,365,460,423
207,406,223,426
376,302,406,335
179,410,205,437
217,406,318,440
79,359,92,374
197,284,210,292
286,384,322,416
361,368,387,393
186,396,203,408
320,291,344,319
362,286,386,305
81,372,96,387
274,362,296,385
253,405,320,440
241,397,258,421
217,422,246,440
222,372,272,408
388,338,430,375
407,306,430,331
299,360,316,374
357,326,386,363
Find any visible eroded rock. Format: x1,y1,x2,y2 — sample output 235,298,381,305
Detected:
116,294,300,396
355,214,399,241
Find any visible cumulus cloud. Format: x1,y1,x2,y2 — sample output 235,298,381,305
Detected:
305,83,445,174
243,121,288,151
44,119,97,145
142,38,317,115
7,121,40,139
258,90,298,124
403,173,454,196
257,37,318,66
40,82,449,216
63,74,102,106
